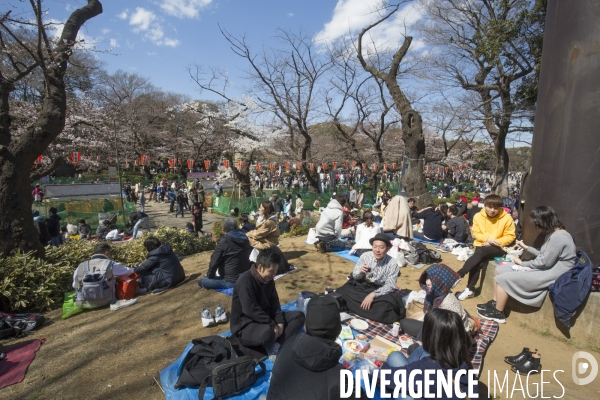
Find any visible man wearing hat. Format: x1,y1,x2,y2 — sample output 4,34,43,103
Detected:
335,233,405,323
267,295,366,400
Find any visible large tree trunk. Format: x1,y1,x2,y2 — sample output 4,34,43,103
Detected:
400,110,432,207
0,0,103,257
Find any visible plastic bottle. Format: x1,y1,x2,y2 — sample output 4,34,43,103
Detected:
214,303,227,323
296,293,304,310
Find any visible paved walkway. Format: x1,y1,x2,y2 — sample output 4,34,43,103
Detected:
137,198,224,233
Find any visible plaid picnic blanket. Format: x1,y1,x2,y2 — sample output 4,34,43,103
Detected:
344,312,497,374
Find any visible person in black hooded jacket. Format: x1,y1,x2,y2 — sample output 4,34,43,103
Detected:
198,217,252,289
267,295,367,400
134,237,185,293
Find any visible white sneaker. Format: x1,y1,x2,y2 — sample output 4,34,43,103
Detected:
110,298,138,311
457,288,474,301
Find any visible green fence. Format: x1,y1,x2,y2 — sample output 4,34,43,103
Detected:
32,198,136,230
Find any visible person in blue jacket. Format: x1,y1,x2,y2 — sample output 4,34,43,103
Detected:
382,308,478,400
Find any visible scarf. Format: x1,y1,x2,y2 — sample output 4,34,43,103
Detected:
420,264,461,312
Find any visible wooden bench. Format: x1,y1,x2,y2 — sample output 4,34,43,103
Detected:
479,261,600,348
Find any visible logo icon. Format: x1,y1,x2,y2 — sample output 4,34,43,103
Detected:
572,351,598,385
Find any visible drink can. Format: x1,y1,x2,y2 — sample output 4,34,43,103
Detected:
391,322,400,337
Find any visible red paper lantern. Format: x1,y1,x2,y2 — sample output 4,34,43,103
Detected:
321,163,327,171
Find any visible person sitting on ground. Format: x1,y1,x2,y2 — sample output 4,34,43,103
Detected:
134,237,186,294
443,205,469,243
382,309,478,399
198,217,252,290
128,211,151,239
46,207,62,247
381,195,413,240
73,243,135,308
231,207,240,217
313,197,321,210
336,233,405,324
313,195,346,253
239,213,256,233
465,198,480,226
230,249,305,355
407,197,420,225
247,201,291,274
456,194,515,301
267,294,367,400
454,194,467,216
32,210,51,245
96,220,111,239
477,206,577,324
185,222,195,234
413,203,447,242
61,226,71,242
278,215,291,234
78,219,91,240
106,228,126,241
350,211,382,257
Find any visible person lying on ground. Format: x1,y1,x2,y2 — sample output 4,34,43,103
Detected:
382,309,478,399
230,249,305,355
456,194,515,301
198,217,252,290
350,211,382,257
443,205,469,243
313,195,346,253
336,233,405,324
381,195,413,240
267,294,367,400
477,206,577,324
78,219,91,239
134,237,185,294
413,203,447,242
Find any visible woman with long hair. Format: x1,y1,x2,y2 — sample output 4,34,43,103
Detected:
477,206,577,323
383,309,476,398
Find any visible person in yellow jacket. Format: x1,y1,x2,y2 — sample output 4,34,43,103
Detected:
456,194,515,300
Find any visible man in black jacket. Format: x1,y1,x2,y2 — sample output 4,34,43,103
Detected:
46,207,62,246
443,205,469,242
267,295,367,400
454,194,467,216
230,248,304,354
198,217,251,289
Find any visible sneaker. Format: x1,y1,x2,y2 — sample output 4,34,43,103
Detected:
476,299,496,312
201,307,216,327
478,307,506,323
136,286,148,295
457,288,474,301
110,298,138,311
214,304,228,324
313,241,322,253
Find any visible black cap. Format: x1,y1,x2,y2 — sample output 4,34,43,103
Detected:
369,232,392,248
305,295,342,341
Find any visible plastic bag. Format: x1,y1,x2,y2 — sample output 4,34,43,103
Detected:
61,291,84,319
249,248,259,262
306,228,318,244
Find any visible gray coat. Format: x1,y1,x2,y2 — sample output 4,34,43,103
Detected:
494,230,577,307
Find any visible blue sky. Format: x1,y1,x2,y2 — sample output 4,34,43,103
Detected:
36,0,423,101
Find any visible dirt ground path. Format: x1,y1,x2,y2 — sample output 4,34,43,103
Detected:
2,236,598,399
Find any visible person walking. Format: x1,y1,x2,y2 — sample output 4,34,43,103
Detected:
175,190,186,218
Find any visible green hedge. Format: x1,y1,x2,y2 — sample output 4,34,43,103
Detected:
0,227,215,312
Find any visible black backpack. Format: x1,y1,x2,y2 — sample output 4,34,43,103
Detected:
174,335,266,400
0,312,45,339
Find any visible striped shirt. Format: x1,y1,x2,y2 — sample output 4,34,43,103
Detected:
352,251,399,297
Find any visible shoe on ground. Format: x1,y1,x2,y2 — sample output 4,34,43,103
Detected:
110,298,138,311
477,307,506,324
476,299,496,312
505,347,537,365
201,316,217,327
214,309,228,324
511,354,541,374
457,288,474,300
